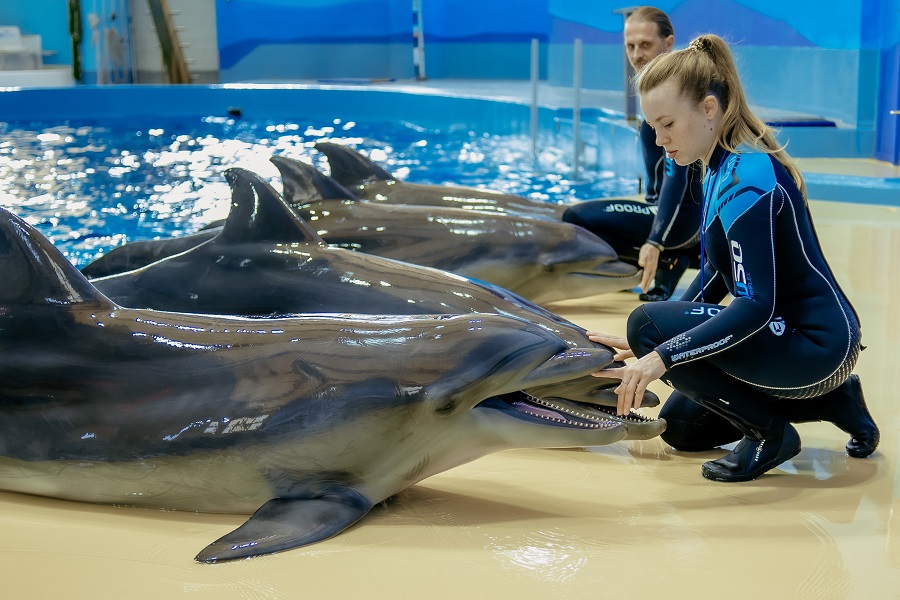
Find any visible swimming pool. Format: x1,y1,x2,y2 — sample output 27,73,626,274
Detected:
0,84,641,267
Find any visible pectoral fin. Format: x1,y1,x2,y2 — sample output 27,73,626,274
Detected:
195,492,372,563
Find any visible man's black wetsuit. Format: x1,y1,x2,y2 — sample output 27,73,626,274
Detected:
640,117,672,206
562,121,702,297
627,145,862,448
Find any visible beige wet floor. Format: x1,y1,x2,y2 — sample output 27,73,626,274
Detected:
2,198,898,599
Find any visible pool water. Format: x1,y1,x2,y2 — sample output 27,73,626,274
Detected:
0,116,636,267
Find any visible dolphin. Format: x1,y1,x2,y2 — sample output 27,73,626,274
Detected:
86,168,664,438
270,155,641,303
0,206,630,562
81,160,642,302
314,141,570,220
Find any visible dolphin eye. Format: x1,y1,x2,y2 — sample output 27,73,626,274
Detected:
435,400,457,415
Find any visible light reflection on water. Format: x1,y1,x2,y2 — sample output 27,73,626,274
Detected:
0,117,634,267
488,528,591,583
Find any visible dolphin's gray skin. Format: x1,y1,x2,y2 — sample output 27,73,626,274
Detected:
80,228,219,279
86,168,664,439
270,155,641,302
315,141,571,220
0,206,630,562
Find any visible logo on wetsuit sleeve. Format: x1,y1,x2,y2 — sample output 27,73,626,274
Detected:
603,203,657,215
769,316,786,336
730,240,751,297
664,157,676,177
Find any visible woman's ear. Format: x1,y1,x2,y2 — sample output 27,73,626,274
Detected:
702,94,720,120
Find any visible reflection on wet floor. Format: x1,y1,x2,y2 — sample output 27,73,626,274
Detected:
2,198,898,598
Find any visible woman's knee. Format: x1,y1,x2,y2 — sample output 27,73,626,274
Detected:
626,304,666,357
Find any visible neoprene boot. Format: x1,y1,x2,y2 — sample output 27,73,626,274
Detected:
640,252,691,302
693,395,801,482
773,374,879,458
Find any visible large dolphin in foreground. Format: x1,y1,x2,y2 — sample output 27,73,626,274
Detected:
80,159,641,302
86,168,664,438
0,206,630,562
315,141,571,220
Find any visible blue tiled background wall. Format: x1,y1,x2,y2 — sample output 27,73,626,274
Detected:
215,0,414,81
548,0,880,130
210,0,898,159
1,0,899,162
212,0,551,81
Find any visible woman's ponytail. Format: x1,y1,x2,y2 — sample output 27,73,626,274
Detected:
638,34,807,198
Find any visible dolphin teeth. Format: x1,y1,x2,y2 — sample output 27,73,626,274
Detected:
530,395,660,424
520,395,620,429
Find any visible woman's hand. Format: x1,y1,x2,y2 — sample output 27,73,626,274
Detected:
593,350,667,416
638,243,661,293
586,331,634,362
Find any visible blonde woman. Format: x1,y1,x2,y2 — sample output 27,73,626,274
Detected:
589,34,879,482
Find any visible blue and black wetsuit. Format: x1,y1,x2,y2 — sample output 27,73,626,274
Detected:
627,145,862,448
562,120,702,297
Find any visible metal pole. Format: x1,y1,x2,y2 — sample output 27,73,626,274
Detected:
573,38,582,179
613,6,638,122
530,38,539,163
413,0,426,80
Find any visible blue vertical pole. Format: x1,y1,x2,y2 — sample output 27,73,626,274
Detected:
530,38,539,163
573,38,582,178
412,0,426,80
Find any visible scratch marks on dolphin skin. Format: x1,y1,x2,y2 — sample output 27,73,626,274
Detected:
403,454,430,482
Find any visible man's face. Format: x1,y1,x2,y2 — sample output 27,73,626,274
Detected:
623,19,674,72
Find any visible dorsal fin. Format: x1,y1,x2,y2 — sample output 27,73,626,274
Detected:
314,142,394,186
0,207,110,306
269,155,358,205
220,168,326,245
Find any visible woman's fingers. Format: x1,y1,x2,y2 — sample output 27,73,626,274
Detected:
586,332,634,362
593,366,624,380
614,349,636,361
595,367,641,415
616,375,647,416
616,378,630,415
606,352,667,415
586,331,629,349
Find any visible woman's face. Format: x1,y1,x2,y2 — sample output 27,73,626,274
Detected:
640,80,721,166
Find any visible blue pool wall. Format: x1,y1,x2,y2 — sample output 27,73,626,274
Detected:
0,85,542,132
3,84,897,206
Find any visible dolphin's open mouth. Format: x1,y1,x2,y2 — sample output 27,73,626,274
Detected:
479,392,652,429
